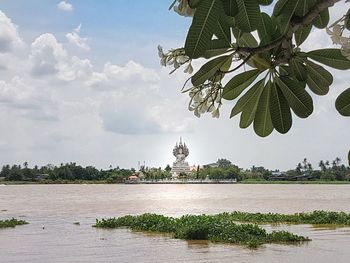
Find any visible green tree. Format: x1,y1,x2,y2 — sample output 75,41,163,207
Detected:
162,0,350,164
217,158,232,167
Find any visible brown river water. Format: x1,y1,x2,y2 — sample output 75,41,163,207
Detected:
1,184,350,263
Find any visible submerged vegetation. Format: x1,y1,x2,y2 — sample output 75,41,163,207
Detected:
0,218,28,228
95,213,310,248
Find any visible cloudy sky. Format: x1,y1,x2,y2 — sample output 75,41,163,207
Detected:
0,1,349,171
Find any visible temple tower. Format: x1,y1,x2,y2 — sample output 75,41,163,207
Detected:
171,137,190,177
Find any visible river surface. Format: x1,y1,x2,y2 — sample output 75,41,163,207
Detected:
1,184,350,263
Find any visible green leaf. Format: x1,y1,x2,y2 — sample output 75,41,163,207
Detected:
294,25,312,46
307,49,350,70
346,9,350,31
240,80,265,128
348,150,350,166
222,0,239,17
235,0,261,32
223,69,261,100
185,0,223,58
305,60,332,95
295,0,315,16
313,8,329,29
336,88,350,116
254,81,274,137
237,32,258,47
230,79,265,118
258,0,273,5
204,39,231,58
276,0,301,34
270,82,292,134
216,18,231,44
276,76,313,118
188,0,203,8
191,55,232,86
291,58,307,81
279,65,292,76
273,0,288,16
258,13,274,43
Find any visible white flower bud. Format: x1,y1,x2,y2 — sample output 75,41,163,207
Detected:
212,108,220,118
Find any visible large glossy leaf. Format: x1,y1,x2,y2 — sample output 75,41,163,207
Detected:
277,76,313,118
258,0,273,5
291,58,307,81
273,0,288,16
254,81,274,137
258,13,274,43
222,0,239,17
346,9,350,30
295,25,312,46
204,39,231,58
240,80,265,128
295,0,315,16
188,0,203,8
237,32,258,47
191,55,232,86
276,0,301,33
336,88,350,116
216,18,231,43
185,0,223,58
313,8,329,29
235,0,261,32
230,79,265,118
305,60,332,95
270,82,292,134
223,69,261,100
307,49,350,70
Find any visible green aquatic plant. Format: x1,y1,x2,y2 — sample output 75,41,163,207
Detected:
95,213,310,248
223,210,350,225
0,218,28,228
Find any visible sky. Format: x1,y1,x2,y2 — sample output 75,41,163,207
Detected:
0,0,349,171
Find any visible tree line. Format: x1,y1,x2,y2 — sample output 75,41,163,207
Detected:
1,157,349,183
0,163,134,183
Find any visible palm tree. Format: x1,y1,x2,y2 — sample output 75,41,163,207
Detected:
319,160,326,172
325,160,330,170
296,163,302,174
335,157,341,166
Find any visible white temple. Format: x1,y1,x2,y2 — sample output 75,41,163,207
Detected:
171,137,190,177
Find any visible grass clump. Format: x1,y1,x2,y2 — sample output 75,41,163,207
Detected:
0,218,28,228
95,213,309,248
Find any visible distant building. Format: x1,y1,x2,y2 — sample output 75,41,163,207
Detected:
171,137,191,177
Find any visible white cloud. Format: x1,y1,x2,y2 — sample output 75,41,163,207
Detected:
30,33,93,81
66,24,90,51
0,10,24,53
57,1,73,12
0,77,59,121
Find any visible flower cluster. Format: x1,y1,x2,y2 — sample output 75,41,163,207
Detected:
187,82,223,118
170,0,195,17
158,45,193,74
327,18,350,60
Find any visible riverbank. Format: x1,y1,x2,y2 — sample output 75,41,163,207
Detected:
2,180,350,185
238,180,350,184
